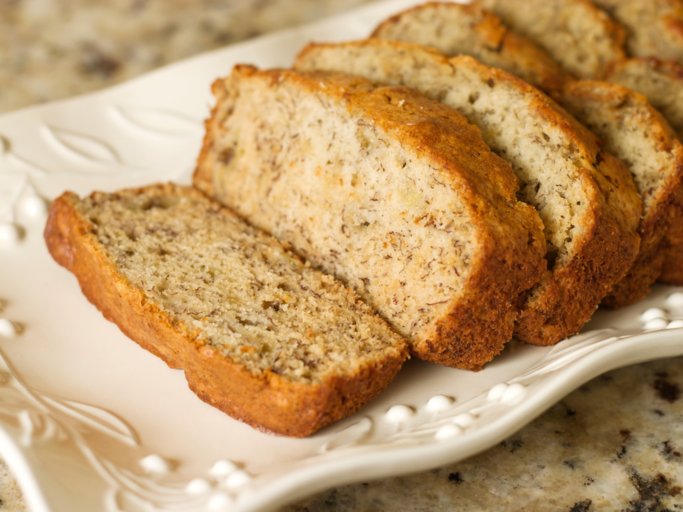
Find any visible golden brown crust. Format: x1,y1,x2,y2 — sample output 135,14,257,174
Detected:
359,86,545,368
515,163,641,343
195,65,546,371
44,187,406,437
416,229,541,366
368,3,651,315
295,41,640,346
444,59,640,342
559,80,683,305
372,3,666,315
660,155,683,285
460,63,640,344
603,58,683,284
466,65,641,343
370,1,573,96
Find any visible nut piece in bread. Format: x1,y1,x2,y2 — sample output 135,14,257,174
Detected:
44,183,408,437
295,40,642,344
371,1,573,96
476,0,626,79
194,65,546,369
559,80,683,305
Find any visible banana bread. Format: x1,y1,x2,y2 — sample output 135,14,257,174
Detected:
560,80,683,305
295,40,642,345
592,0,683,62
371,1,573,96
606,57,683,140
194,65,546,368
369,6,682,304
604,60,683,285
44,183,408,437
476,0,626,79
662,219,683,285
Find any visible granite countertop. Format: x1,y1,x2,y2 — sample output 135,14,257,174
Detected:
2,1,683,511
284,357,683,511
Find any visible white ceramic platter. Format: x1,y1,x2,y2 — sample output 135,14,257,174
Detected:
1,1,683,510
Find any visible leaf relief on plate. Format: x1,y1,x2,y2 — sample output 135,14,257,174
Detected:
0,334,254,511
114,106,203,138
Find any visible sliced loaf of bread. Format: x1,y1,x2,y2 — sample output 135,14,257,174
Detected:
295,40,642,345
592,0,683,62
371,1,573,95
560,81,683,305
398,1,683,294
194,65,547,369
471,1,683,144
369,6,683,305
44,183,408,437
476,0,626,79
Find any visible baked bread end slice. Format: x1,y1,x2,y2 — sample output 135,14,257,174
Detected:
44,184,408,437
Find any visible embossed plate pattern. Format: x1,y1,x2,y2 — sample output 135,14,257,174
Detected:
1,0,683,511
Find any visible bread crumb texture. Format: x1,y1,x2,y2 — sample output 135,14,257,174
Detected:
195,65,546,369
368,3,683,307
607,58,683,141
592,0,683,62
44,183,407,437
560,80,683,305
293,40,641,345
477,0,626,79
371,1,572,95
75,184,404,381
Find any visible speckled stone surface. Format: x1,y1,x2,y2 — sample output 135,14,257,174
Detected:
0,0,375,114
2,1,683,511
282,358,683,511
0,461,26,512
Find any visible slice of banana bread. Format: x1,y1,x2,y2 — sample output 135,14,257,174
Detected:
295,40,642,345
371,1,573,96
476,0,626,79
606,58,683,140
560,80,683,305
194,65,546,369
44,183,408,437
604,58,683,284
592,0,683,62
